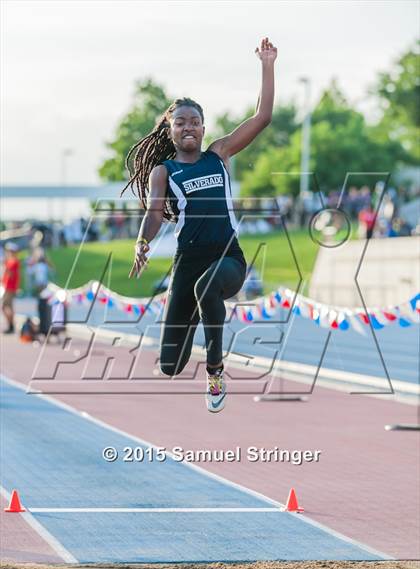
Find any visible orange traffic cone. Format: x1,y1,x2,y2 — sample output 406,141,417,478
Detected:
283,487,304,512
4,489,26,512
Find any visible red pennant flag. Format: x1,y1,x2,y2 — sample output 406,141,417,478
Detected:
383,311,397,321
358,312,370,324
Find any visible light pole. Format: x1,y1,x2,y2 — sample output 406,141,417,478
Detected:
59,148,73,223
61,148,73,187
299,77,311,199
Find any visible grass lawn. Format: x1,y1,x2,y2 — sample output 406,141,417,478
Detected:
33,225,356,298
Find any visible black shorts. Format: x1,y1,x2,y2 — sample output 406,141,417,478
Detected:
174,236,247,269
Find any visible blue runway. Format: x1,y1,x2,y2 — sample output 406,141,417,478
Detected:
1,376,388,562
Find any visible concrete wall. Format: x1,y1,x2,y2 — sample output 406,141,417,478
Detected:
309,236,420,308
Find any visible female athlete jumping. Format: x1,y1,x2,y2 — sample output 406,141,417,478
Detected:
121,37,277,412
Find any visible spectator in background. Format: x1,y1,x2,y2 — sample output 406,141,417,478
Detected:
24,250,36,296
59,226,68,247
26,247,55,296
31,252,53,337
276,195,293,222
87,219,100,241
32,251,52,296
347,186,360,219
327,189,340,208
358,203,376,239
80,217,88,239
105,210,117,240
115,209,126,238
1,242,20,334
390,217,412,237
359,186,371,211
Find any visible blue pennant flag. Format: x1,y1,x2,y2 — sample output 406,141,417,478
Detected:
261,307,272,320
132,304,140,315
246,310,254,321
369,314,384,329
274,291,282,303
409,293,420,311
339,318,350,330
292,305,301,316
399,317,411,327
86,290,94,301
107,298,114,308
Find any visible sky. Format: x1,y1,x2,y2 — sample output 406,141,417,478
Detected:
1,0,419,186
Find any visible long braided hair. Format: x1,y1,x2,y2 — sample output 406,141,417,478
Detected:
120,97,204,222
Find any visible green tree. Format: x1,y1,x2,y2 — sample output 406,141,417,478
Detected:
241,80,410,197
370,41,420,161
208,103,299,181
240,141,300,197
98,78,172,182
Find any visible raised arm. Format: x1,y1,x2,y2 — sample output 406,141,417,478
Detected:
208,37,277,161
128,164,167,278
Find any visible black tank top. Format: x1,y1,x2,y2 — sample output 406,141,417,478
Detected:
161,149,240,252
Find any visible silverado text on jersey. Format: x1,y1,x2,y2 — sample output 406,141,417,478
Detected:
183,174,224,194
161,149,239,250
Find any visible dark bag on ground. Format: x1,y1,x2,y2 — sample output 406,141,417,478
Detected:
38,298,67,337
38,297,51,336
20,317,37,343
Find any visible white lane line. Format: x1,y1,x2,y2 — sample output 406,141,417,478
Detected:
30,507,280,513
0,486,78,563
1,373,393,560
295,512,394,560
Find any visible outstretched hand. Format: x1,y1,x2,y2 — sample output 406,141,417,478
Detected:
255,37,277,63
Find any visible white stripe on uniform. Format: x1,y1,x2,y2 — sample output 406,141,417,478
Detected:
168,177,187,239
220,161,239,235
